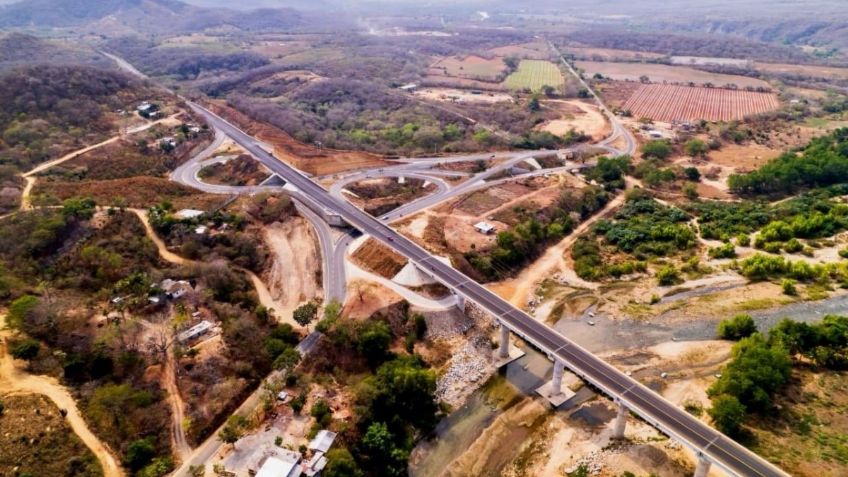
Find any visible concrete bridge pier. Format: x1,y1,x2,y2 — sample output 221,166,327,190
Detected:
613,400,628,438
550,359,565,396
493,321,525,368
455,292,466,311
536,358,574,407
693,455,712,477
499,322,510,359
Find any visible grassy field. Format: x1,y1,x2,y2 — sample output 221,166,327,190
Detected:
503,60,565,91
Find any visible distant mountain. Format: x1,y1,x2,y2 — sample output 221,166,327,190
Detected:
0,0,303,33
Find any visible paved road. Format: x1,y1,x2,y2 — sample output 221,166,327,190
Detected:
190,101,789,477
548,40,636,157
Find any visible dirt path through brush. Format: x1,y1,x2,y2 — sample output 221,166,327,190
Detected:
0,314,125,477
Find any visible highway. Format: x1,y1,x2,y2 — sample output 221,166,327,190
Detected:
189,101,789,477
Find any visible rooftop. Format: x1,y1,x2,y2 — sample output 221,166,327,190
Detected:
308,430,337,454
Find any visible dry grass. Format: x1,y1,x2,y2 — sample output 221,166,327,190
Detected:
0,393,103,476
350,238,408,278
32,176,225,210
429,55,507,81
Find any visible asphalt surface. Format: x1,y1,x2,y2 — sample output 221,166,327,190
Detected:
190,101,789,477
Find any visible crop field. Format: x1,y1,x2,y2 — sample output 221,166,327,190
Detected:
623,84,780,122
503,60,565,91
575,61,770,89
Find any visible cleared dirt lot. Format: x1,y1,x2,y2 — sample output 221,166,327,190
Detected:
415,87,513,104
537,100,610,140
576,61,770,89
708,143,782,171
429,55,507,81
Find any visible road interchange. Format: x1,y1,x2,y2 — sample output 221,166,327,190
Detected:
186,101,789,477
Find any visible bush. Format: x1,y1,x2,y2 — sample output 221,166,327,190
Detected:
781,278,798,296
736,234,750,247
324,449,363,477
656,265,681,286
708,243,736,259
10,339,40,360
708,334,791,412
125,438,156,471
641,140,672,160
717,315,757,340
684,139,708,157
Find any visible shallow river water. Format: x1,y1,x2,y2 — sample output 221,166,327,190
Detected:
410,292,848,476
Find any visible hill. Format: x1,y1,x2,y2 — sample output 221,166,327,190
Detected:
0,33,112,71
0,64,165,171
0,0,303,34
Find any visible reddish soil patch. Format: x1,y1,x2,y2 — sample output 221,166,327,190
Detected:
488,42,550,59
205,101,392,176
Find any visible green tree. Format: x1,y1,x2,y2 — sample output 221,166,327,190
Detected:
640,140,672,160
684,139,708,157
717,315,757,340
528,94,541,112
125,438,156,470
7,294,38,329
683,166,701,181
10,339,40,360
358,320,392,367
218,415,248,447
324,448,363,477
293,302,318,331
708,394,747,436
708,334,791,412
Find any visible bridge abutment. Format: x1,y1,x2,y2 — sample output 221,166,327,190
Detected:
693,455,711,477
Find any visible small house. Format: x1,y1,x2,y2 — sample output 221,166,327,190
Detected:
175,209,204,220
308,430,337,454
177,320,213,343
398,83,418,92
474,221,496,235
160,279,193,299
255,452,302,477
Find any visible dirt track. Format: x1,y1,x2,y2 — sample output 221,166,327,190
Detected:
0,315,125,477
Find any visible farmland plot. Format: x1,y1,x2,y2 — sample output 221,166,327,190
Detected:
503,60,565,91
623,84,780,122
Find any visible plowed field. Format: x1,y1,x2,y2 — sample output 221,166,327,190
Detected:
623,84,780,122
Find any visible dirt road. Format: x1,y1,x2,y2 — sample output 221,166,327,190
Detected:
0,314,125,477
490,181,630,306
164,344,192,460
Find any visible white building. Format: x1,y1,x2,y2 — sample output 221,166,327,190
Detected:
308,430,337,454
160,279,193,299
175,209,204,220
474,221,496,235
254,450,302,477
177,320,214,343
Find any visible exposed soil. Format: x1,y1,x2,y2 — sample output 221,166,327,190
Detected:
263,217,322,315
537,100,610,141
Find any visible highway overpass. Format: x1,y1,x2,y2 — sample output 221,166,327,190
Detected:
189,101,789,477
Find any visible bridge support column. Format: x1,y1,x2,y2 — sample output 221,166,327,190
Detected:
499,322,510,359
551,359,565,396
455,293,466,311
613,400,628,438
693,455,711,477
